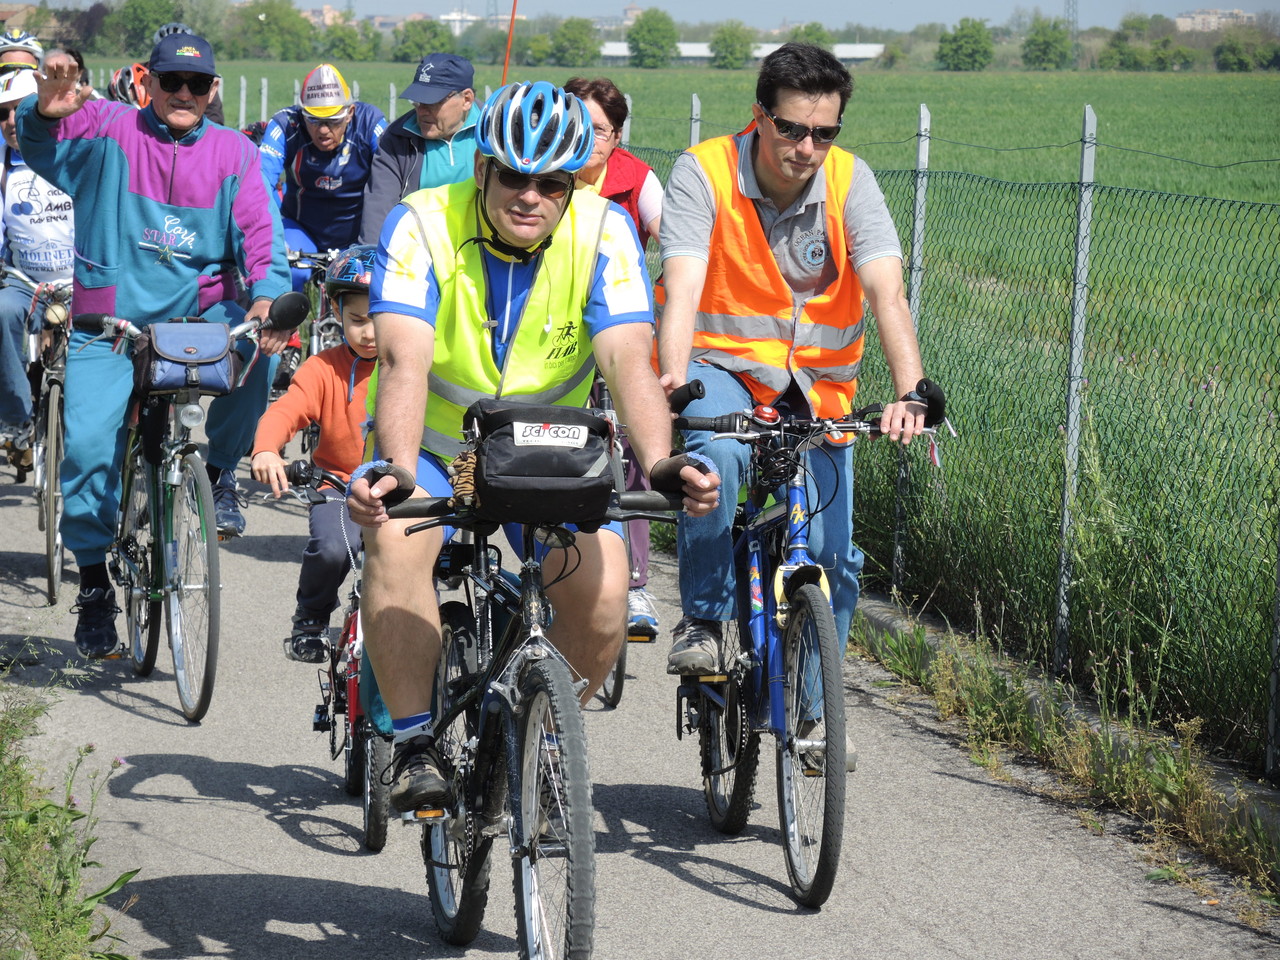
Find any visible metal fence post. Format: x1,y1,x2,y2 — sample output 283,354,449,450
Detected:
389,83,397,120
690,93,701,148
892,103,932,594
1053,104,1097,675
1267,519,1280,783
622,93,632,146
293,79,300,105
238,76,247,131
260,77,268,122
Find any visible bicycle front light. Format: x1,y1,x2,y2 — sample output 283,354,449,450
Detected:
179,402,206,429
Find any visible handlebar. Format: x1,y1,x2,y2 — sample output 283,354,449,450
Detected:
385,488,688,532
283,458,346,492
71,291,310,341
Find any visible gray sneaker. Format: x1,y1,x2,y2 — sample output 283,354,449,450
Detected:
666,616,722,675
626,588,659,639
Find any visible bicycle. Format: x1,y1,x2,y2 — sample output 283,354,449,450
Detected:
671,378,946,907
2,264,74,604
274,249,343,408
283,458,392,852
382,426,692,960
72,293,307,721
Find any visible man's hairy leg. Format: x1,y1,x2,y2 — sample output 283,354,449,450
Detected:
360,518,444,720
544,530,629,705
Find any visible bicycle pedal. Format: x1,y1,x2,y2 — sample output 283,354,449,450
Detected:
312,705,331,732
401,807,448,822
626,631,656,643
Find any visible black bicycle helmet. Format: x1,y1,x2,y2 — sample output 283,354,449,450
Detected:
324,245,376,302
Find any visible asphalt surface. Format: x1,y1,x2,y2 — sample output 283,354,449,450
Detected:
2,450,1277,960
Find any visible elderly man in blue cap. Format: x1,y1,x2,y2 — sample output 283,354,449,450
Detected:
359,53,479,244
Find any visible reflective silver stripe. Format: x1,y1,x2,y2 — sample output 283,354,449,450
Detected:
697,311,864,353
427,372,479,408
421,423,465,458
428,355,594,410
514,358,595,404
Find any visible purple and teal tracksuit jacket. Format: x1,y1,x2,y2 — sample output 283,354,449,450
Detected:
16,96,291,565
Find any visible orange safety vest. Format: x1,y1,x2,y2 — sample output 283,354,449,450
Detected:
662,131,866,418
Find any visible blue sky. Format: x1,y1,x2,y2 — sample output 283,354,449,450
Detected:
350,0,1276,32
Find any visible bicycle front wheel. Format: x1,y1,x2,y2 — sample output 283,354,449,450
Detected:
511,656,594,960
701,616,760,834
166,453,221,721
120,443,161,676
38,380,65,605
776,582,846,907
425,601,492,944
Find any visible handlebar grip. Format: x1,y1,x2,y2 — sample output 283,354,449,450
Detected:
673,413,742,434
386,497,453,520
912,378,947,428
284,459,314,487
618,489,685,511
368,461,416,508
668,379,705,414
71,313,113,333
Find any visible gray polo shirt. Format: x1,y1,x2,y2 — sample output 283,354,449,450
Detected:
660,130,902,309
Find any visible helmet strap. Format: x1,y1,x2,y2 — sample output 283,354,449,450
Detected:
463,159,559,264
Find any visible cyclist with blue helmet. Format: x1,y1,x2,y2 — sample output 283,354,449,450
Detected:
345,81,721,812
252,244,378,663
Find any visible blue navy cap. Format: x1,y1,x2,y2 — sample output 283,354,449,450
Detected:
148,33,216,76
402,53,473,104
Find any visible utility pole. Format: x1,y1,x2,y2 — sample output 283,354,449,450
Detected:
1065,0,1080,67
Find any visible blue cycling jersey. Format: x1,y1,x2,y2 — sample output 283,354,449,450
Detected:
260,102,387,250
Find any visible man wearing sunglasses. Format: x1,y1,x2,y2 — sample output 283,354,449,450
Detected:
17,32,290,657
260,63,386,292
0,29,42,73
346,82,720,812
657,44,934,715
359,53,479,245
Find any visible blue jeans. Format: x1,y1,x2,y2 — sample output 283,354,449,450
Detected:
0,282,39,428
675,361,864,655
61,299,280,566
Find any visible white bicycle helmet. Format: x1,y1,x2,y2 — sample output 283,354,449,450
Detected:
475,81,593,176
0,28,43,66
152,22,193,47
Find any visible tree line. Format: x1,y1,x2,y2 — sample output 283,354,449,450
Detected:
46,0,1280,72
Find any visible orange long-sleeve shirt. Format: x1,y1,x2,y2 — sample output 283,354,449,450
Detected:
252,345,375,486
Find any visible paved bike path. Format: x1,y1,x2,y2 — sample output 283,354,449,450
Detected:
0,460,1275,959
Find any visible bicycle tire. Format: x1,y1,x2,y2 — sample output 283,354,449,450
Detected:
167,453,220,721
39,380,64,605
120,443,161,676
775,582,846,907
343,711,366,797
426,601,492,945
701,616,760,835
599,641,625,709
362,726,391,852
511,656,595,960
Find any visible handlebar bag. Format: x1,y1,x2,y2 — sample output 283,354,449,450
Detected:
464,398,616,526
132,319,241,397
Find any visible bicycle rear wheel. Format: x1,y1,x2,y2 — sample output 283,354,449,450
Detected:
120,442,161,676
166,452,220,721
511,656,594,960
701,617,760,834
425,601,492,945
775,582,846,907
37,380,65,605
598,641,625,709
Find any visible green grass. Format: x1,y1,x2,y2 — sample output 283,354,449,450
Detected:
82,59,1280,202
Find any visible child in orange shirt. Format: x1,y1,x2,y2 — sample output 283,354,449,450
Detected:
251,245,377,662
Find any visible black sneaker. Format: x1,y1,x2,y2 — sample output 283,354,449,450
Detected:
666,616,723,674
284,618,330,663
72,587,120,659
212,469,246,538
389,734,450,812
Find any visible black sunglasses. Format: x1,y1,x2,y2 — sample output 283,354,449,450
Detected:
0,108,10,123
756,102,841,144
155,72,215,96
491,164,573,200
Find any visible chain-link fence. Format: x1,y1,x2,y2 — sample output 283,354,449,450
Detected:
625,118,1280,778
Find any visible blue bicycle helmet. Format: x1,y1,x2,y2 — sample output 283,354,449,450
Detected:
475,81,593,176
324,244,376,302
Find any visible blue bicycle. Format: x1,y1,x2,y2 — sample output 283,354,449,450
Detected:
673,380,945,907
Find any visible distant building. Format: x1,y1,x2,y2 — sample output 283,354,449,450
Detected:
599,40,885,67
622,4,642,27
438,8,525,37
1175,8,1258,31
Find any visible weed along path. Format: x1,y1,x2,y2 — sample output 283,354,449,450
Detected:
0,456,1275,959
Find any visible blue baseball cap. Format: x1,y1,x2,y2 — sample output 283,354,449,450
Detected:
148,33,217,76
402,53,473,104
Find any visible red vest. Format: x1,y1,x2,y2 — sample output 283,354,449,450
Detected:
598,147,655,249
